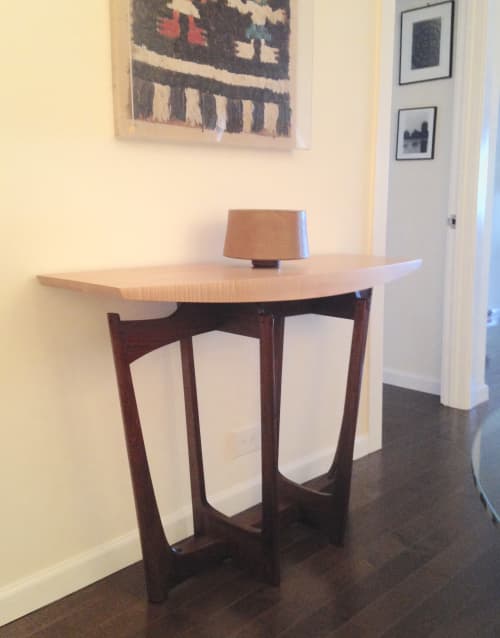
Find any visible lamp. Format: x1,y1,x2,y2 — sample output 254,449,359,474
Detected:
223,209,309,268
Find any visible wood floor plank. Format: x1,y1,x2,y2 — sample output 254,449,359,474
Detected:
277,551,432,638
0,576,139,638
327,517,498,637
379,543,500,638
81,523,320,638
427,586,500,638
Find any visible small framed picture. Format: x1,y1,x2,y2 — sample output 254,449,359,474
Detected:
396,107,437,161
399,1,454,85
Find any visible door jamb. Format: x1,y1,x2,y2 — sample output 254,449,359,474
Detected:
368,0,396,451
440,0,498,409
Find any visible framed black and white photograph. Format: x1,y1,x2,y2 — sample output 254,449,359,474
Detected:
396,107,437,160
399,1,454,85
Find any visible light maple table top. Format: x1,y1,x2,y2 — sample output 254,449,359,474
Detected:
38,254,421,304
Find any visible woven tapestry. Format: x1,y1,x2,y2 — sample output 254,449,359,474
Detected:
111,0,295,148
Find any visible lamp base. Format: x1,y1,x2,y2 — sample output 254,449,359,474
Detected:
252,259,280,269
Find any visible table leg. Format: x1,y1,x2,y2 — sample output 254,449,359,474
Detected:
108,309,230,603
277,291,372,545
108,314,174,602
327,292,371,543
274,315,285,449
259,312,282,585
180,337,207,536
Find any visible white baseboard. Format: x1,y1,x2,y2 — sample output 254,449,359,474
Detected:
383,368,441,396
0,435,373,628
0,529,143,629
383,369,490,408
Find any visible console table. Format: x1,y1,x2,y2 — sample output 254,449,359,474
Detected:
39,254,420,603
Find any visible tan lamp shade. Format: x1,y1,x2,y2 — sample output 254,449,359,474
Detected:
223,209,309,268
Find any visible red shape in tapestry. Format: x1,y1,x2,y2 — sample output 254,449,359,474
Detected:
157,0,208,46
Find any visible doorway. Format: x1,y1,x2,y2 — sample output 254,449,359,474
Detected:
381,0,500,410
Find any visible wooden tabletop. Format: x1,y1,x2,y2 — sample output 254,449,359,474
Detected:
38,254,421,303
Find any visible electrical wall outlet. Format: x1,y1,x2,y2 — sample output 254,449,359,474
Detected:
228,427,261,458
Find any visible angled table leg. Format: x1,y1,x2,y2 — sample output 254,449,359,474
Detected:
108,307,230,602
180,337,208,536
258,311,282,585
277,290,372,545
108,314,175,602
327,291,371,543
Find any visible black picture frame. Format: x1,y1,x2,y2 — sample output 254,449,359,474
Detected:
396,107,437,161
399,1,454,85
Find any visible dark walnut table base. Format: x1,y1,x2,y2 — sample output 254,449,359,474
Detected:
108,290,372,603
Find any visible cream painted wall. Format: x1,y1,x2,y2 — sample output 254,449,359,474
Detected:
0,0,381,623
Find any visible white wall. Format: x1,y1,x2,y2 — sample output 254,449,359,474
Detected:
0,0,383,625
384,0,456,395
488,104,500,310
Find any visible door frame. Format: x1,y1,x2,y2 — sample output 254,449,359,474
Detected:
440,0,500,409
367,0,396,452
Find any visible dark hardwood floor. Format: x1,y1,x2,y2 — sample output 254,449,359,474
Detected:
3,327,500,637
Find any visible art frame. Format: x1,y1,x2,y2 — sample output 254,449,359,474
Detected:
110,0,298,149
396,107,437,161
399,1,454,85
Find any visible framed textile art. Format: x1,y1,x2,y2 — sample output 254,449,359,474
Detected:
110,0,297,148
